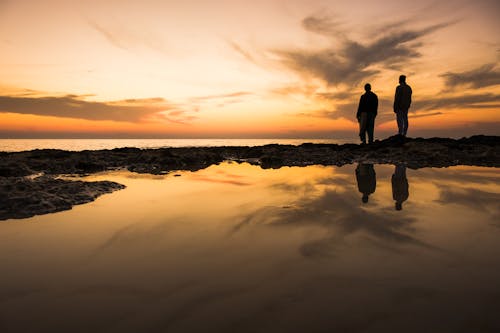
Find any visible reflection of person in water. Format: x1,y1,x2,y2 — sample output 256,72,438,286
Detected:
356,163,376,203
392,164,409,210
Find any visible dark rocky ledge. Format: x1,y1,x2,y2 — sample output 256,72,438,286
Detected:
0,135,498,220
0,135,498,176
0,176,125,221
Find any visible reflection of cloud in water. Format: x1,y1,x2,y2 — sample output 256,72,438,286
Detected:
90,218,183,259
423,167,500,225
437,187,500,224
191,175,252,186
234,189,438,258
270,182,318,196
417,167,500,185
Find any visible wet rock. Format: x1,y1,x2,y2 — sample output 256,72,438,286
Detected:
0,135,498,176
261,155,284,169
0,176,125,221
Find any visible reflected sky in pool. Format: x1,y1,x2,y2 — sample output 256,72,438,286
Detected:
0,163,499,332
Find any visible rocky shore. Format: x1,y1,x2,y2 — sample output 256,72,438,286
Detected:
0,176,125,220
1,135,498,220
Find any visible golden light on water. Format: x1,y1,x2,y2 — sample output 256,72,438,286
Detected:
1,163,499,331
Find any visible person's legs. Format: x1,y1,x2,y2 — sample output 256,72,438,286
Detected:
359,113,367,143
396,111,404,135
367,113,375,143
402,109,409,136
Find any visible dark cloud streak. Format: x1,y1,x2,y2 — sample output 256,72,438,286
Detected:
301,13,344,36
275,16,456,87
413,93,500,111
87,19,169,55
0,94,173,122
441,63,500,89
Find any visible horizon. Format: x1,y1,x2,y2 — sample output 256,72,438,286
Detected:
1,0,499,139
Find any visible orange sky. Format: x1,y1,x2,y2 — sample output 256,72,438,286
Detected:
0,0,499,138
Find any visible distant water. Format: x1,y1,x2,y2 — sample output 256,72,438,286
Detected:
0,138,348,152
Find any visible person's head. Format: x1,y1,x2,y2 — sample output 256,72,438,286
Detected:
362,194,369,203
399,75,406,84
395,201,402,210
364,83,371,92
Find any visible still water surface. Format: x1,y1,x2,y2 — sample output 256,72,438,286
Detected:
0,163,499,332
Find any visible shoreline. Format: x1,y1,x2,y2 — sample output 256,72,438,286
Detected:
1,135,499,175
1,135,498,221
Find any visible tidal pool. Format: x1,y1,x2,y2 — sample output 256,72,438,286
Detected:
0,163,499,332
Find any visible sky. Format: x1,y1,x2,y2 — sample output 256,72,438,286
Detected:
0,0,499,138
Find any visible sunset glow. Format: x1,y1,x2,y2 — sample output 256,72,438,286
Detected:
1,0,498,138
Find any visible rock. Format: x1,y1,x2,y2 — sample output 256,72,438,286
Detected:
1,136,498,176
0,176,125,221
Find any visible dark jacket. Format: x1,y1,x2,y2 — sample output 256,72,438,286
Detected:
394,84,412,112
357,91,378,118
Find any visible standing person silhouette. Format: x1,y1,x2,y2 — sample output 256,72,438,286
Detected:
391,164,409,211
356,83,378,144
355,163,376,204
393,75,412,136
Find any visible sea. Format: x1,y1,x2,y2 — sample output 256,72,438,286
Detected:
0,138,350,152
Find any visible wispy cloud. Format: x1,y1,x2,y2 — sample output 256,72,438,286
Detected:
301,12,344,36
413,93,500,111
0,93,176,122
227,40,260,66
87,20,169,55
159,109,199,125
266,13,498,123
274,14,457,87
188,91,252,103
187,91,253,110
441,63,500,89
300,92,500,123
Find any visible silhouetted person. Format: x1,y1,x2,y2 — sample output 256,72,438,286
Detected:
356,163,376,203
356,83,378,144
393,75,412,136
392,164,409,210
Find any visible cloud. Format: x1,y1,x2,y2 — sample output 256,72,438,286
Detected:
0,93,176,122
413,93,500,111
274,15,456,87
160,109,199,125
408,111,443,119
301,12,344,36
227,40,260,66
304,90,499,122
188,91,252,102
440,63,500,89
186,91,253,110
303,96,392,121
88,20,169,55
316,91,358,101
